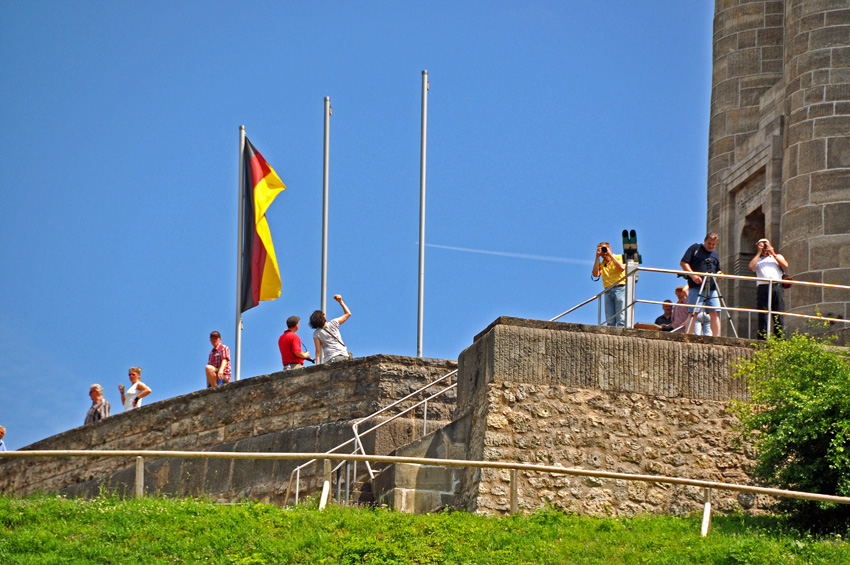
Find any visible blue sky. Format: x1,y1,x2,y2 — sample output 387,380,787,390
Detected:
0,1,714,450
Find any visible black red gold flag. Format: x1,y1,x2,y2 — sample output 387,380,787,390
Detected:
240,138,286,312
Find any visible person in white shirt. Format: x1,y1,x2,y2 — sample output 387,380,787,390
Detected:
119,367,152,411
748,238,789,339
309,294,352,364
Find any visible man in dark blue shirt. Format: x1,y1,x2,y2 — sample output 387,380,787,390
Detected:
680,233,724,336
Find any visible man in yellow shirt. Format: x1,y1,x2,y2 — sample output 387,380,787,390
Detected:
592,241,626,327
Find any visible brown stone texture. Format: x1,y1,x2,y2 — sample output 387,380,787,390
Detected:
708,0,850,337
0,355,457,502
827,137,850,167
474,386,756,517
455,319,762,517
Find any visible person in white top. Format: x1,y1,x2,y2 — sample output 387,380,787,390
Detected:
748,238,789,339
309,294,352,364
119,367,152,411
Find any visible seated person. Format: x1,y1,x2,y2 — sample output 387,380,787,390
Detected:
654,300,674,331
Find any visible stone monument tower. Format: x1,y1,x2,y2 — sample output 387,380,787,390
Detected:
708,0,850,338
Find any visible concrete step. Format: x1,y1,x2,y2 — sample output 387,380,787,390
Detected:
372,413,471,513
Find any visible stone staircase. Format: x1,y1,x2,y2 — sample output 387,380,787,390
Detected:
371,413,471,512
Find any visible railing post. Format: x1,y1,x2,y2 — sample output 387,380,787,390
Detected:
352,424,375,479
624,261,637,328
597,293,602,325
510,468,519,514
701,487,712,537
134,456,144,498
335,465,342,502
295,469,301,505
344,461,351,505
423,399,428,436
766,281,774,338
319,459,332,511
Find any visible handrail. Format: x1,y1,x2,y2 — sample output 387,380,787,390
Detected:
285,368,458,504
638,266,850,290
636,298,850,326
5,448,850,537
555,264,850,332
353,369,457,427
352,383,458,480
549,276,627,323
631,267,850,334
285,266,850,505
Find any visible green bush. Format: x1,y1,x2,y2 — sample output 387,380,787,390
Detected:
732,332,850,528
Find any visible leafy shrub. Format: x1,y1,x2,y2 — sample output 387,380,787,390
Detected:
732,332,850,529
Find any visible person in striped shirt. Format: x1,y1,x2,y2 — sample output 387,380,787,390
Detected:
205,331,231,387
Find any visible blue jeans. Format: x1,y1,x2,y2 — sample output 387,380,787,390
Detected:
688,287,720,313
603,285,625,327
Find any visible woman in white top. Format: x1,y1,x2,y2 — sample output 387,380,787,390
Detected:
119,367,152,411
309,294,352,364
748,238,789,339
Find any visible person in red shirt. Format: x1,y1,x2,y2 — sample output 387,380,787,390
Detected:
278,316,311,370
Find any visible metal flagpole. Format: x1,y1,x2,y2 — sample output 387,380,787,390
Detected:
322,97,331,314
417,71,428,358
235,125,246,381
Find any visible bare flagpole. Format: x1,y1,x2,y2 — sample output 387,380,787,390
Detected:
417,71,429,358
322,97,331,314
234,125,246,381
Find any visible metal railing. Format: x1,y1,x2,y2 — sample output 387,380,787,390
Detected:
558,264,850,337
4,449,850,537
285,266,850,507
284,368,458,505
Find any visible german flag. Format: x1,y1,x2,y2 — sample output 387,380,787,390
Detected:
240,138,286,312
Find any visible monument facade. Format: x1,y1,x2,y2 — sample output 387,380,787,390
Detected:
708,0,850,337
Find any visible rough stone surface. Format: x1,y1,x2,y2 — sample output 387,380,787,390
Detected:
454,319,762,517
373,414,470,512
0,355,457,502
4,318,829,518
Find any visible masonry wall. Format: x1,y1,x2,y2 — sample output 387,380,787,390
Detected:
0,355,457,502
455,319,763,517
707,0,850,337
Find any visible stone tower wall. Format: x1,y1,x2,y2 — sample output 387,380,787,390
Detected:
782,0,850,325
707,0,850,337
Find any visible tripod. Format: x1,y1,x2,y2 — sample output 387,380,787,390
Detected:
686,274,739,338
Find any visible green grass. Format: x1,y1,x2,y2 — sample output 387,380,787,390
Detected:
1,494,849,564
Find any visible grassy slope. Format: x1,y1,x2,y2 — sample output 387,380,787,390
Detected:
1,495,849,564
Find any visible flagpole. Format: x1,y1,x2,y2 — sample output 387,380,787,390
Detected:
235,125,246,382
417,71,428,358
321,97,331,314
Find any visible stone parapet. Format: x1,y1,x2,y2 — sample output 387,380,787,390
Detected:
457,318,752,415
456,319,760,516
0,355,457,500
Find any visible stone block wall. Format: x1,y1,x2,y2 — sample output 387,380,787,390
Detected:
781,0,850,329
707,0,850,337
0,355,457,501
373,414,471,513
455,318,763,517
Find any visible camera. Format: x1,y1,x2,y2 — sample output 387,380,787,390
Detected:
601,246,608,254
